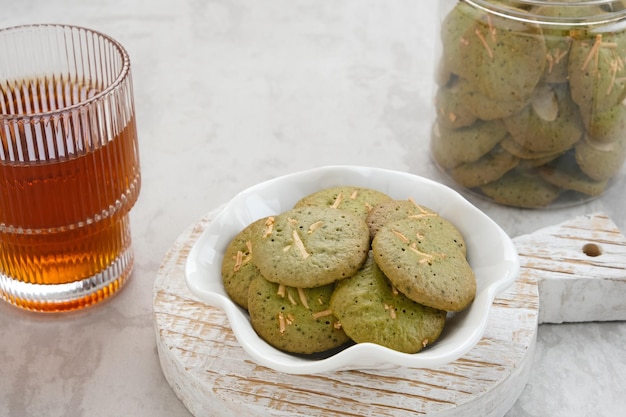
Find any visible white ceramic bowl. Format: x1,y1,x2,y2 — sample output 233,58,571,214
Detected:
185,165,519,374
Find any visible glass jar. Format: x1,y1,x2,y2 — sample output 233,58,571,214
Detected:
431,0,626,208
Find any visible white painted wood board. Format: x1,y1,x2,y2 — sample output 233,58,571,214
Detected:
513,213,626,324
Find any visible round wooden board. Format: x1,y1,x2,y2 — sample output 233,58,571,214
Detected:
153,209,538,417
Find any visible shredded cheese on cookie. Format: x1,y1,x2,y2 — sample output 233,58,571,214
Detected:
312,309,333,320
331,192,343,208
263,217,275,238
292,230,310,259
297,287,310,309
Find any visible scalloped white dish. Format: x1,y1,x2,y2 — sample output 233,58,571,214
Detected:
185,165,519,374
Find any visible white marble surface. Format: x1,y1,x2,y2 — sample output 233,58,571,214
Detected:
0,1,624,416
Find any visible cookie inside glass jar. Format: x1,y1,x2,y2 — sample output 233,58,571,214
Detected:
432,0,626,208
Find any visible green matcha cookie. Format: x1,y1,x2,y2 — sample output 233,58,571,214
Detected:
365,199,440,241
480,169,561,208
540,33,572,84
531,5,607,84
438,1,485,82
432,119,508,169
435,79,478,129
251,206,370,288
538,152,609,196
248,277,349,355
450,145,520,188
569,30,626,116
517,154,561,169
372,217,475,312
330,254,447,354
459,9,546,102
500,134,563,161
459,80,530,121
294,186,392,221
504,84,583,153
221,217,267,309
575,134,626,181
584,103,626,144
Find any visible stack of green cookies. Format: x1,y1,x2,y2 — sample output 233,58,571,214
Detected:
221,186,476,356
432,1,626,207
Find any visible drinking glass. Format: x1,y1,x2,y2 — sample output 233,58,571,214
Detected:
0,24,141,312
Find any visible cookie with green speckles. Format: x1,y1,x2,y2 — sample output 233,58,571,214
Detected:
503,84,583,154
500,135,562,161
538,152,608,196
251,206,370,288
459,9,546,102
294,186,392,221
456,78,529,121
371,216,475,312
438,0,485,82
365,199,441,241
330,254,447,354
431,119,508,169
248,276,349,355
575,134,626,181
569,30,626,116
531,5,606,84
449,145,520,188
435,79,478,129
583,103,626,144
480,169,561,207
221,217,268,310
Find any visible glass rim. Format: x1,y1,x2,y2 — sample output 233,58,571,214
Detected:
0,23,131,122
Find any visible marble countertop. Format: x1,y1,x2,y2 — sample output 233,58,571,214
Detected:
1,1,625,416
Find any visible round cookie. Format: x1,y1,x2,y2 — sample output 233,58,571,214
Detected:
531,5,606,84
438,1,485,81
330,254,447,354
480,169,561,208
575,134,626,181
251,206,370,288
459,8,546,102
500,134,563,161
449,145,520,188
371,216,475,312
457,78,529,121
247,276,349,355
431,119,508,169
435,79,478,129
584,103,626,144
538,152,609,196
517,154,561,169
569,30,626,116
539,33,572,84
503,83,583,154
294,186,392,221
221,217,267,309
365,199,439,241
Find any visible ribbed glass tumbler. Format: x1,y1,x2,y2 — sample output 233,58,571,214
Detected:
0,24,141,312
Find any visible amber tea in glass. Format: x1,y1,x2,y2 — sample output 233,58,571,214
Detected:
0,24,141,312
